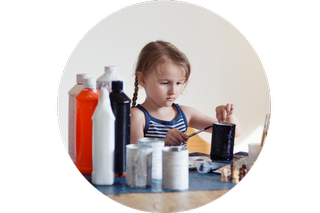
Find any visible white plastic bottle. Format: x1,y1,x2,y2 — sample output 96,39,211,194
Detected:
91,87,115,185
96,66,125,92
68,73,88,163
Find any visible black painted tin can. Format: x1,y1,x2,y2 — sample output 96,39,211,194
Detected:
210,122,236,161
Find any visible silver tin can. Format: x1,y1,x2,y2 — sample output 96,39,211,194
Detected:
162,147,189,190
125,144,153,188
138,138,164,180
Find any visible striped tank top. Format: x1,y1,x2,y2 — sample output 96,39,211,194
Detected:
135,103,188,139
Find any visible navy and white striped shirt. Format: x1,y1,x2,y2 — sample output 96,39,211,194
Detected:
135,103,188,139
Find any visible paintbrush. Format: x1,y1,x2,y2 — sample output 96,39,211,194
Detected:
180,125,213,149
188,125,213,138
260,114,270,146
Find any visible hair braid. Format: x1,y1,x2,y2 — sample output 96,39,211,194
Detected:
131,74,139,107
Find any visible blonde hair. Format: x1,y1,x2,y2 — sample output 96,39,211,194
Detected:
132,40,191,107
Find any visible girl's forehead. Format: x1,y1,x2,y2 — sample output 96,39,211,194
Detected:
155,61,186,78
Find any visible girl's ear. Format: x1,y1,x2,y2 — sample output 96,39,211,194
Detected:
137,72,146,88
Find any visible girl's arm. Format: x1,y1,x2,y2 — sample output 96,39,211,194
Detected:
130,108,146,144
181,104,242,137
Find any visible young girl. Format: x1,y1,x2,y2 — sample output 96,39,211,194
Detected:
131,40,241,146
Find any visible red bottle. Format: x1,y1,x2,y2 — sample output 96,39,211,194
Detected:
75,78,99,174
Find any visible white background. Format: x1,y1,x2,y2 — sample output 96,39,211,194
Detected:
58,0,269,154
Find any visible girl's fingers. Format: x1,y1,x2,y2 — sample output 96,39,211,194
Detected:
216,108,221,122
166,137,180,146
216,104,234,123
165,129,188,146
229,103,234,115
217,106,227,122
222,109,227,122
178,130,189,141
226,103,231,113
165,129,177,145
172,129,188,143
230,103,234,112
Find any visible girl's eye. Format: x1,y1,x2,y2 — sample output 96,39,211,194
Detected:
161,82,168,85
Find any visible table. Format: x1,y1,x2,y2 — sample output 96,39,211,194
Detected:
107,190,229,212
89,129,235,212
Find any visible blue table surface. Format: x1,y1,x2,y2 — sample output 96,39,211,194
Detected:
83,170,236,195
83,152,247,195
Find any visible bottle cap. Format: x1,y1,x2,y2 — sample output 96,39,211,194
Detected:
105,66,117,74
83,78,96,89
111,81,123,92
76,73,88,84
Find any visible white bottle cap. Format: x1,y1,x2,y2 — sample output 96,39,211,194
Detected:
76,73,88,84
83,78,96,89
105,66,117,73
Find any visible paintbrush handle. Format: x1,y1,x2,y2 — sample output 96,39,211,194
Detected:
260,114,270,146
188,125,212,137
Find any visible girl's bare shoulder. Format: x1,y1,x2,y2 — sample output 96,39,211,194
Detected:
131,107,145,119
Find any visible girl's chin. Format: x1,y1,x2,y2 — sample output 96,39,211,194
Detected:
163,101,174,107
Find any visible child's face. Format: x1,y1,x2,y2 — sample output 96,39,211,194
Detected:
144,61,186,107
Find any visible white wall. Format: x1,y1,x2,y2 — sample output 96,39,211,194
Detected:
58,1,270,153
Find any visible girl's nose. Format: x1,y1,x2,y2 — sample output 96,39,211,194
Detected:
168,85,176,94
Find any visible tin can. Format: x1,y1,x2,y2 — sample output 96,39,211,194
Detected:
210,122,236,161
162,147,189,190
138,138,164,180
125,144,152,188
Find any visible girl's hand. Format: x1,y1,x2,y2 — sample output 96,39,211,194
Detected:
164,128,189,146
215,103,234,123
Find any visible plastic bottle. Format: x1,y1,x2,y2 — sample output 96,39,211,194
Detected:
109,81,131,177
96,66,125,92
92,87,115,185
68,73,88,163
75,78,99,174
196,161,215,173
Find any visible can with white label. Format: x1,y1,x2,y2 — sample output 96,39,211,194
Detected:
138,138,164,180
162,147,189,190
125,144,152,188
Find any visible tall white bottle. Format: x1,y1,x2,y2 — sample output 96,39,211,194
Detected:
68,73,88,163
91,87,115,185
96,66,125,92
